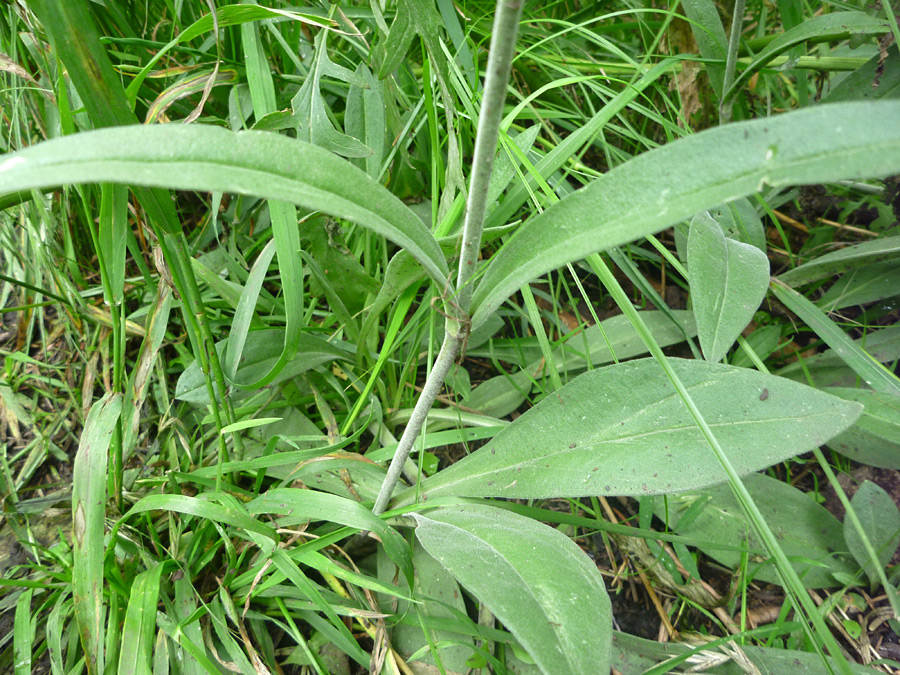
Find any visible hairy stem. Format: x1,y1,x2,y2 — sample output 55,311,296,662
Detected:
372,0,524,515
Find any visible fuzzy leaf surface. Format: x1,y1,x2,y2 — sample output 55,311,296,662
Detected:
469,101,900,329
414,504,611,675
399,359,862,502
688,213,769,362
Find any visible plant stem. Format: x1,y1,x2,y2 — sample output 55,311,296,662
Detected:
720,0,746,124
372,0,524,515
455,0,524,317
373,333,460,514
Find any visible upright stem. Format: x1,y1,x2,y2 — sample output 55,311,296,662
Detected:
455,0,524,316
372,0,524,515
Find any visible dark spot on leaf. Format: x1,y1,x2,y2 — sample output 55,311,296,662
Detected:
760,388,769,401
569,443,576,449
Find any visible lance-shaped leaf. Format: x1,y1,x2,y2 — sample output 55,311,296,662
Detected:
398,359,862,503
0,124,449,287
688,213,769,363
73,393,123,675
469,101,900,330
413,504,611,675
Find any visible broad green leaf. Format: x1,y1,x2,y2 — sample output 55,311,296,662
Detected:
398,359,862,503
771,279,900,396
469,101,900,330
845,481,900,587
654,473,858,588
73,393,122,675
117,563,164,675
779,235,900,287
0,124,450,287
413,504,611,675
175,329,351,405
826,388,900,469
722,12,890,104
687,212,769,363
248,489,412,585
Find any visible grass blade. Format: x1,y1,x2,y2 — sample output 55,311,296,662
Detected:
73,392,123,675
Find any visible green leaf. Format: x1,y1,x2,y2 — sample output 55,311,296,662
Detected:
117,563,164,675
175,329,351,405
382,541,474,673
73,393,122,675
845,481,900,587
654,473,858,588
779,235,900,287
822,50,900,103
413,504,611,675
816,260,900,313
399,359,861,502
777,325,900,388
612,630,876,675
771,279,900,396
688,212,769,363
248,489,412,585
723,12,890,105
292,30,372,158
681,0,728,98
466,311,697,418
0,124,450,287
826,388,900,469
469,101,900,330
122,494,277,541
345,64,386,178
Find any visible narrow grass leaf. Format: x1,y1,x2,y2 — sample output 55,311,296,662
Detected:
117,563,165,675
400,359,862,502
73,392,122,675
249,488,412,584
771,279,900,396
687,212,769,362
470,101,900,329
413,504,611,675
13,588,33,675
0,124,450,288
122,494,277,541
220,418,283,434
845,481,900,588
779,235,900,287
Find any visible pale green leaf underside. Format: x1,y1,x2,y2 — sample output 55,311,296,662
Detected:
400,359,862,502
688,213,769,363
414,504,611,675
470,101,900,329
0,124,449,286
